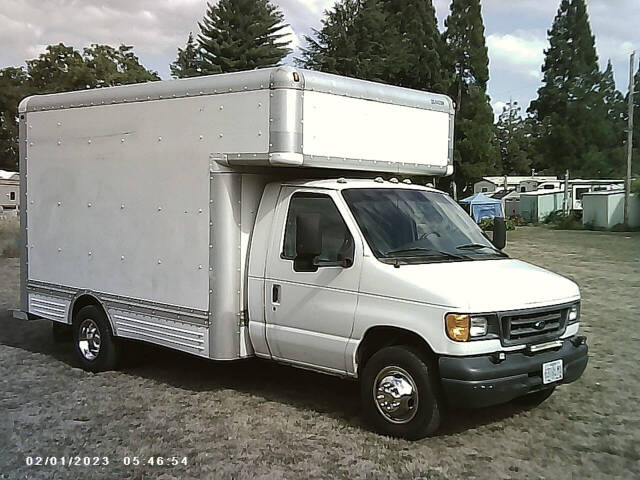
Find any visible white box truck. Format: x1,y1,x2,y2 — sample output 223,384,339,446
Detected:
12,67,587,439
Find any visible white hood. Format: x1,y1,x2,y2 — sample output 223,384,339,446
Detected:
360,258,580,312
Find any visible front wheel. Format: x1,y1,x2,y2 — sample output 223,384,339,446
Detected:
361,346,442,440
72,305,120,372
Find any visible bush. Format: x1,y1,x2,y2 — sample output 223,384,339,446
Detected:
544,211,583,230
478,217,516,231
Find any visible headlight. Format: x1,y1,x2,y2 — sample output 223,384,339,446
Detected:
568,303,580,323
470,316,488,337
445,314,490,342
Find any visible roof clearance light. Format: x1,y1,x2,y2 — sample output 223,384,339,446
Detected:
292,72,300,82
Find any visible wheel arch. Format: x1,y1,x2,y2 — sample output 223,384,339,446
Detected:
69,293,115,334
355,325,438,377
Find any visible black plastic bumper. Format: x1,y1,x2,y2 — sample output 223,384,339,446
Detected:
439,337,588,408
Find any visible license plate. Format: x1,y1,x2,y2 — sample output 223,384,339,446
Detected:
542,359,563,384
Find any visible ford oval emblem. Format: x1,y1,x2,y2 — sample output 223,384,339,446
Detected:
534,320,546,330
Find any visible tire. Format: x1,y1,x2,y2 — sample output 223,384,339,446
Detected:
361,346,442,440
72,305,121,372
513,387,556,407
51,321,72,342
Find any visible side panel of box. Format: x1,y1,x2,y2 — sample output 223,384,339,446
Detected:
25,91,270,312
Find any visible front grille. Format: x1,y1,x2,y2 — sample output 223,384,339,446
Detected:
500,306,568,346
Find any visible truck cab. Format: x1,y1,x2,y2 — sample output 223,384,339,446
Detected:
247,177,587,439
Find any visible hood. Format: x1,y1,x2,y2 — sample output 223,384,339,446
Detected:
360,258,580,312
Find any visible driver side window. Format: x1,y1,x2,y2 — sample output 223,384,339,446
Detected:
282,192,354,264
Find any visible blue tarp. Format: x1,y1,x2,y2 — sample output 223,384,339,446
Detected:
459,193,503,222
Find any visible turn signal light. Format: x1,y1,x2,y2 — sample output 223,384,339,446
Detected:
446,314,470,342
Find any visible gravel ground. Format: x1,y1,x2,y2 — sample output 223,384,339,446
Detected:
1,227,639,479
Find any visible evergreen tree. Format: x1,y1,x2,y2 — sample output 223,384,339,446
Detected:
171,33,204,78
297,0,360,76
299,0,448,93
495,100,532,175
0,67,29,171
444,0,497,191
528,0,618,177
197,0,291,74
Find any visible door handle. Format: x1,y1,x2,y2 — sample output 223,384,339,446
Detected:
272,284,281,304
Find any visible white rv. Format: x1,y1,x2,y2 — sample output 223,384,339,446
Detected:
12,68,587,439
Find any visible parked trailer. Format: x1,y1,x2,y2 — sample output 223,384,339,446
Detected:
13,67,587,439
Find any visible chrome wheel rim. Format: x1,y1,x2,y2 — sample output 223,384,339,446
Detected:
373,366,418,424
78,318,101,361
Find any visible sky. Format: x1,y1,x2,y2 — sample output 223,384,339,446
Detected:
1,0,638,118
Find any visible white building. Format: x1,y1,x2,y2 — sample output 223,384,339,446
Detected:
473,176,557,194
0,170,19,214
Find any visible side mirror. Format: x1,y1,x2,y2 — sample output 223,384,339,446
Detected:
492,217,506,250
296,213,322,259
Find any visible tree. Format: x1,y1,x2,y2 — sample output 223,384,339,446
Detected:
298,0,448,93
297,0,360,76
84,44,159,86
197,0,291,74
0,67,29,171
495,100,532,175
444,0,497,191
26,43,95,93
528,0,618,177
171,33,204,78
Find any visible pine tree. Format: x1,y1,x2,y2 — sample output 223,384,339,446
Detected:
299,0,448,93
443,0,497,191
197,0,291,74
171,33,204,78
297,0,360,76
380,0,449,92
528,0,616,177
495,100,532,175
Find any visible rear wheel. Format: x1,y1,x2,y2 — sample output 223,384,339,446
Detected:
72,305,120,372
361,346,442,440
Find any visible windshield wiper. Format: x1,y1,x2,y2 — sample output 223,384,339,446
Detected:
384,247,467,260
456,243,508,257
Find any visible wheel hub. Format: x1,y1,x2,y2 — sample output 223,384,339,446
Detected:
373,366,418,424
78,318,101,361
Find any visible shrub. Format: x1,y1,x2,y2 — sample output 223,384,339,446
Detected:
478,217,516,231
544,211,583,230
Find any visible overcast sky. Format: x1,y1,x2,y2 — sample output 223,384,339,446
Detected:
1,0,638,117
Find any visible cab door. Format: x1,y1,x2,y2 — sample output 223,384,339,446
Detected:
264,187,361,373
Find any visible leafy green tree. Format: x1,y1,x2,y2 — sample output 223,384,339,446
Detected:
197,0,291,74
495,100,533,175
26,43,95,93
171,33,204,78
0,67,30,171
84,44,159,86
444,0,497,191
528,0,620,177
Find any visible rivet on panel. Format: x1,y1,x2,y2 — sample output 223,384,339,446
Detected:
158,259,162,264
209,244,213,248
198,209,203,213
199,135,203,140
121,256,125,261
158,206,162,211
57,248,62,253
258,131,262,136
158,137,162,142
198,265,203,270
209,290,213,294
219,133,223,138
88,203,92,207
57,122,61,126
88,139,92,144
57,140,61,145
57,201,61,206
121,138,125,143
121,204,125,209
88,251,92,256
219,105,224,110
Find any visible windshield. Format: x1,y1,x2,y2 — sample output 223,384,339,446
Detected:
342,188,506,264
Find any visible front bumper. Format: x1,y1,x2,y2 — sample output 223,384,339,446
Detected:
438,337,588,408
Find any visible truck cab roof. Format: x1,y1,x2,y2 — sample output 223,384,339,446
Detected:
280,177,444,193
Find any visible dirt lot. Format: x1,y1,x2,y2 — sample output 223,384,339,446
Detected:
1,227,639,479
